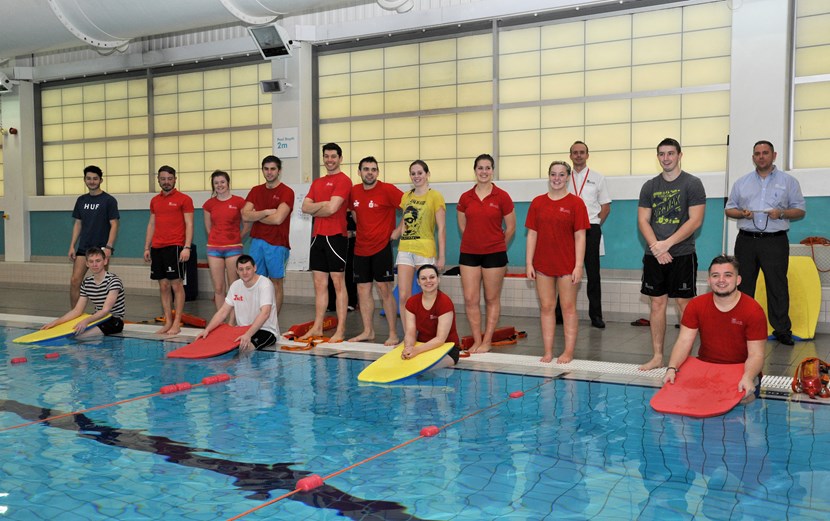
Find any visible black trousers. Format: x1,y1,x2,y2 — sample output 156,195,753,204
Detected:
556,223,603,321
735,232,790,335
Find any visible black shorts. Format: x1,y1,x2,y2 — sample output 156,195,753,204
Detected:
97,316,124,336
641,253,698,299
252,330,277,350
353,243,395,283
309,235,348,273
458,251,508,269
150,246,185,281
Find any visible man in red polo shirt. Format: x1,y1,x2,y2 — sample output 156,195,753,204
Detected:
300,142,352,342
143,165,194,335
347,156,404,346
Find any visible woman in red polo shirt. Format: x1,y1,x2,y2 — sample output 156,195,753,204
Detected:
457,154,516,353
526,160,590,364
203,170,251,311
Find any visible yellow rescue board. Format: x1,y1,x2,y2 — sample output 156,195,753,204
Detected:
357,342,455,383
13,314,112,344
754,256,820,340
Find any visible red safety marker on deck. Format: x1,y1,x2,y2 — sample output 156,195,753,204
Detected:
420,425,440,437
296,474,324,492
11,357,28,364
44,353,60,359
509,391,525,399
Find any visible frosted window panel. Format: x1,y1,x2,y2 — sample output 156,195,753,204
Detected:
682,91,729,118
500,129,540,156
632,34,681,65
179,152,206,173
798,0,830,16
541,21,584,49
797,14,830,47
319,96,350,119
153,76,178,96
63,160,84,177
681,57,730,86
83,84,105,102
586,15,631,43
234,170,259,189
129,98,147,116
385,66,419,90
107,140,130,157
232,130,260,150
107,157,129,175
421,61,457,87
231,65,259,86
632,63,681,91
204,89,230,109
155,136,178,154
541,47,584,75
500,51,540,79
632,149,660,175
457,132,492,157
320,122,351,143
458,82,492,106
458,57,492,83
43,161,64,178
683,28,730,60
632,120,681,149
458,34,491,59
205,151,231,170
421,114,456,136
500,107,540,131
42,107,63,124
155,94,178,114
258,104,271,125
83,102,107,122
179,135,204,153
426,159,456,182
43,145,63,161
105,82,128,100
128,79,147,97
230,106,259,127
130,175,149,192
632,95,680,122
793,140,830,168
420,86,456,110
499,155,542,180
632,8,681,37
177,172,204,191
542,103,585,128
130,139,148,156
540,72,585,100
258,129,272,148
42,125,62,142
177,112,202,132
385,44,419,67
351,70,383,95
585,41,631,70
385,161,412,184
44,179,64,195
351,49,384,72
457,111,492,134
129,156,149,174
500,77,540,103
351,93,384,116
318,54,350,76
350,140,383,163
204,109,230,129
63,122,84,139
420,39,456,63
683,2,731,31
385,89,420,112
587,150,631,176
500,27,540,54
384,138,419,161
586,99,631,125
42,90,62,107
681,145,726,173
230,85,259,107
154,154,179,169
794,82,830,110
204,69,230,89
105,176,129,193
64,143,84,160
63,87,83,104
794,108,830,139
62,105,84,123
541,128,583,154
178,92,204,112
681,116,729,146
795,46,830,76
105,99,128,119
178,72,204,92
586,123,631,150
585,68,631,96
420,135,456,158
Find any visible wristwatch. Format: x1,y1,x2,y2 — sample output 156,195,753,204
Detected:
104,245,115,253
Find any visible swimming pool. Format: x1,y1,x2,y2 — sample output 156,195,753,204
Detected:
2,325,829,520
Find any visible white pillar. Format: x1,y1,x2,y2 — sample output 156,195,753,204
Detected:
2,81,37,261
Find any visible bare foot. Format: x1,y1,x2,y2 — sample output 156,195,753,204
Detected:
639,356,663,371
348,331,375,342
166,324,182,336
540,353,554,363
470,343,492,354
328,332,345,343
299,328,324,341
556,351,574,364
156,323,172,335
384,335,400,347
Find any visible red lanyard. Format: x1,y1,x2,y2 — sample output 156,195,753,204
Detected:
572,168,589,197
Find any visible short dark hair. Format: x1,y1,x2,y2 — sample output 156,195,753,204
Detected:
417,264,439,278
570,141,589,154
359,156,379,170
709,254,740,272
409,159,430,174
657,138,681,154
474,153,495,170
753,140,775,153
84,165,103,178
322,142,342,157
158,165,176,176
262,155,282,169
85,246,105,259
237,254,256,267
548,160,571,176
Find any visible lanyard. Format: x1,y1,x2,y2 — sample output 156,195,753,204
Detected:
572,168,589,197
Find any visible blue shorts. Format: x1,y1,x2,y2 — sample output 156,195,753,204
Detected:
249,238,289,279
207,245,243,258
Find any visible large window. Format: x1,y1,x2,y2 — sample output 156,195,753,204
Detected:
40,62,272,195
792,0,830,169
318,2,731,181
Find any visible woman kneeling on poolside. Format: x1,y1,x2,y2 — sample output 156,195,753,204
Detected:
401,264,461,368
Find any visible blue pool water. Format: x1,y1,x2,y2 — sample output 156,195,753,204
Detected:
1,325,829,520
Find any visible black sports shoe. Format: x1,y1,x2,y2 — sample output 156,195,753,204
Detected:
774,332,794,346
590,317,606,329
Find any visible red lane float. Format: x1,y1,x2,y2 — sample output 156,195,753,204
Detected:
297,474,324,492
509,391,525,399
44,353,60,359
11,357,28,364
420,425,440,437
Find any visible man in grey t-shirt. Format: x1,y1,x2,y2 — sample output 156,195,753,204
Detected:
637,138,706,371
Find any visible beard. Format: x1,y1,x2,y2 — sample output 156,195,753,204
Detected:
712,286,737,297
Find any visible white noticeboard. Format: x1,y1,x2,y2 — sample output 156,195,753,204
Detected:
274,128,298,158
286,184,312,271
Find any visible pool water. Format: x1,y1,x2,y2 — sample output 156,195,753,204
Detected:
1,325,829,520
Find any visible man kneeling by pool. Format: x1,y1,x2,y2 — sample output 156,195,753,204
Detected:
662,255,767,403
401,264,461,369
43,247,125,337
196,255,280,352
